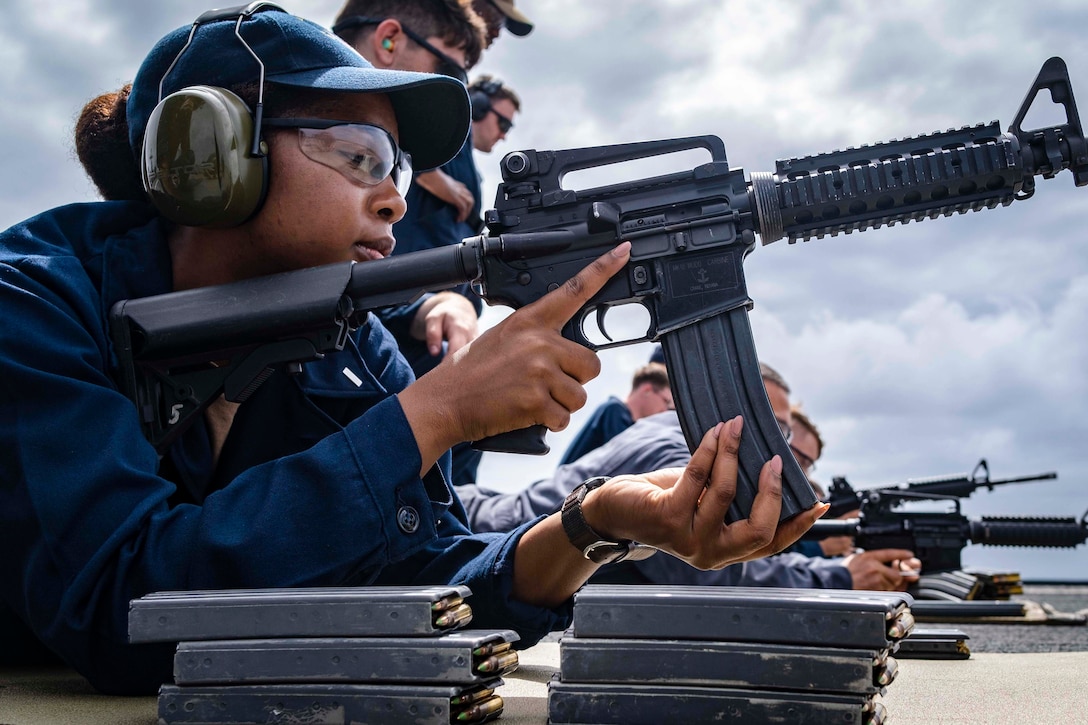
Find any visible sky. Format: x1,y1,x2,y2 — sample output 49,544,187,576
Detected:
3,0,1086,579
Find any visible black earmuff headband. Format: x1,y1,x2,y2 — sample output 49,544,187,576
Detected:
159,2,286,157
469,79,504,122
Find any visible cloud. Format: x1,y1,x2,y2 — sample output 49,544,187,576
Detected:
750,275,1088,513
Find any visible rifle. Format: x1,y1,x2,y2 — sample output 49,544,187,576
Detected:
824,459,1058,519
800,497,1088,574
110,57,1088,524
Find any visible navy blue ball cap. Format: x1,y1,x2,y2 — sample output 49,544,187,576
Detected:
127,4,469,172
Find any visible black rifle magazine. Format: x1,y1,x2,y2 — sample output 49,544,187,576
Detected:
911,570,983,601
571,585,915,649
158,679,504,725
548,675,887,725
172,629,520,685
129,586,473,643
663,311,821,524
966,569,1025,599
896,628,971,660
910,600,1025,623
559,634,895,694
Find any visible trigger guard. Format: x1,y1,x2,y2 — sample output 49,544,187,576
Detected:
563,314,596,351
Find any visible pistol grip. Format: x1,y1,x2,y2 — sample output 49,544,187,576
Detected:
472,425,551,455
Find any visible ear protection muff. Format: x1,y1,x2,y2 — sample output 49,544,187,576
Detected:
141,2,281,228
469,79,504,122
142,85,269,228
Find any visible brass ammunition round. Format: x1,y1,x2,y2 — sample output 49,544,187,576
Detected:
876,656,899,687
472,640,512,658
451,685,495,706
434,602,474,628
455,694,504,722
475,650,519,673
431,595,465,612
887,610,916,640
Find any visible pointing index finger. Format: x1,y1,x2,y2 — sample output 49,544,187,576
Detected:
525,242,631,330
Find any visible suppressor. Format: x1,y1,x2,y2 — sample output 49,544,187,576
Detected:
129,586,473,642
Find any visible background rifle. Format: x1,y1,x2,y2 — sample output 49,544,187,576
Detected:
111,58,1087,524
824,459,1058,519
800,499,1088,574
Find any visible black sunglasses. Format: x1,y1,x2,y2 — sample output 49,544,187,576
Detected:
774,416,793,443
488,106,514,133
789,444,817,474
332,15,468,85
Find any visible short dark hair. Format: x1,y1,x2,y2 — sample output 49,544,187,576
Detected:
632,362,669,391
333,0,487,68
790,405,824,458
470,0,505,44
759,362,790,394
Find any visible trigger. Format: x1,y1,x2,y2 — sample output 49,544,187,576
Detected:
595,307,614,342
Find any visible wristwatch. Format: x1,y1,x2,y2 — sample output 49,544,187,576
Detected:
561,476,635,564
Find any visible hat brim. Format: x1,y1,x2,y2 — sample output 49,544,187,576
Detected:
270,67,470,172
491,0,534,36
504,17,533,36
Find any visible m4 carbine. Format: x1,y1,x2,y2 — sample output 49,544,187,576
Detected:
824,459,1058,519
111,58,1087,524
800,496,1088,574
812,460,1082,574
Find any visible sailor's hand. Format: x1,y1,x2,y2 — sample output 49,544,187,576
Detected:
844,549,920,591
412,291,478,356
400,243,630,469
582,417,829,569
414,170,475,222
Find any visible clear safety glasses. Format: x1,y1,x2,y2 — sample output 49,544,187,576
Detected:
263,118,413,196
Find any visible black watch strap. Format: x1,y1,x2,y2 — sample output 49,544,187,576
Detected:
561,476,633,564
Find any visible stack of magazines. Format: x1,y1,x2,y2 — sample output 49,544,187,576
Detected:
548,585,916,725
968,569,1024,599
128,586,515,724
912,569,1024,601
